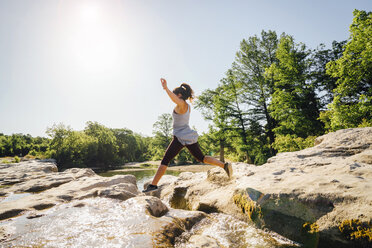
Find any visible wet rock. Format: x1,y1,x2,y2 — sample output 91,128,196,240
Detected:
0,174,139,220
0,197,208,248
133,196,169,217
187,234,221,248
97,183,138,201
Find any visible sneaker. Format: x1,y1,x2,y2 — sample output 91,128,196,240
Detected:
142,184,158,193
224,162,233,178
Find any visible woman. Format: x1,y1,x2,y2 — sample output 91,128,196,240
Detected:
142,78,233,193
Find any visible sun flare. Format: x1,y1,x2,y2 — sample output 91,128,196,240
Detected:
70,2,119,73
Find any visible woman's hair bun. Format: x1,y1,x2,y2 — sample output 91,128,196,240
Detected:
173,83,194,101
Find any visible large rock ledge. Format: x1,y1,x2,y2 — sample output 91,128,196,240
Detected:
0,160,208,247
152,127,372,247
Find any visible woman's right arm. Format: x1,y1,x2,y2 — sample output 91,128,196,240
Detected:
161,78,186,106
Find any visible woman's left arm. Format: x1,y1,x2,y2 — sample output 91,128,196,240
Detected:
161,78,186,107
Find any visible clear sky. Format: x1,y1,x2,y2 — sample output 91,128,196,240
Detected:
0,0,371,137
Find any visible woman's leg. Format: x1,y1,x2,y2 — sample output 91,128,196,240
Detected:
186,143,224,168
186,142,232,178
151,136,184,186
203,156,224,168
151,164,168,186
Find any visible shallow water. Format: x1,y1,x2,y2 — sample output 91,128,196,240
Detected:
175,213,298,248
0,192,32,203
99,169,181,191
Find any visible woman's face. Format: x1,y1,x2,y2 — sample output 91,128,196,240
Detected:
177,93,183,99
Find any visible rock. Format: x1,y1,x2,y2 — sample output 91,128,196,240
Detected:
0,197,207,247
187,235,222,248
0,161,96,195
0,160,58,186
0,172,139,220
132,196,169,217
155,127,372,247
97,182,138,201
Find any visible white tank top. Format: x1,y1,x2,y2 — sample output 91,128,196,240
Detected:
172,104,198,145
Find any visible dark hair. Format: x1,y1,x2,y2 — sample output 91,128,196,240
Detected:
173,83,194,102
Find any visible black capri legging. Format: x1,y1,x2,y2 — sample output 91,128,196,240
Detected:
161,136,205,166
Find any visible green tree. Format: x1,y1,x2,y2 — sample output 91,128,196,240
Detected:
84,121,118,168
232,30,279,156
196,88,230,162
149,114,173,160
310,40,346,108
152,113,173,144
267,34,323,139
197,31,282,163
47,123,98,168
112,128,139,163
324,10,372,130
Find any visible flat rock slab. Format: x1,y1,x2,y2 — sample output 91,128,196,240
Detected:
0,197,207,247
0,174,138,220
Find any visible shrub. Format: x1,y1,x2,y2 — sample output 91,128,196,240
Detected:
14,156,20,163
339,219,372,245
273,135,316,153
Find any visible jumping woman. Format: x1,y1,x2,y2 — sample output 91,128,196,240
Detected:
142,78,233,193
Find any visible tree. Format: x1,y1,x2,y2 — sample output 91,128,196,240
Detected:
197,30,280,163
310,40,346,108
112,128,139,163
324,10,372,130
152,113,173,144
149,114,173,160
47,123,98,168
266,34,323,139
196,88,230,162
84,121,118,168
232,30,279,156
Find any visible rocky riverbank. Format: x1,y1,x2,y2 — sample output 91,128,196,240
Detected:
148,127,372,247
0,127,371,247
0,162,293,247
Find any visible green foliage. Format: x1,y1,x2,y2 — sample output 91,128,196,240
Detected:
14,156,20,163
148,113,173,161
84,121,118,166
325,10,372,131
273,135,316,153
0,133,50,158
46,122,150,169
266,34,323,138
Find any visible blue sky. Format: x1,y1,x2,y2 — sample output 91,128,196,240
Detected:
0,0,371,137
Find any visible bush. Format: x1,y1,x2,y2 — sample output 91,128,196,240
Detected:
14,156,20,163
273,135,316,153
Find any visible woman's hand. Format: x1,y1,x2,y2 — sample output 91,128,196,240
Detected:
160,78,167,90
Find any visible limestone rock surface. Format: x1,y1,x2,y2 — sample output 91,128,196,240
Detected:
154,127,372,247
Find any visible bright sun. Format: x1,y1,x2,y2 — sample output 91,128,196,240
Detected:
71,2,119,74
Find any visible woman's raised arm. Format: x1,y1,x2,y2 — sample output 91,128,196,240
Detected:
161,78,186,107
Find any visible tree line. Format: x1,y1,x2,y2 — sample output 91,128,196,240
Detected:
195,9,371,164
0,117,196,170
